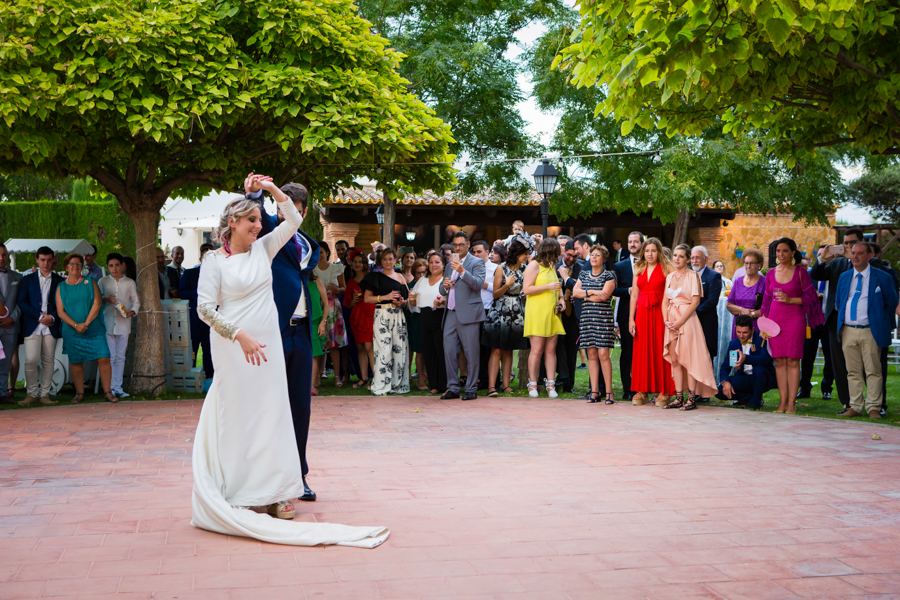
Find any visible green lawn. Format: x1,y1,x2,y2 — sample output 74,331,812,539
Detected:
4,347,898,428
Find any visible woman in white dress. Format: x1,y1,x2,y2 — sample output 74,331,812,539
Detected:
191,178,388,548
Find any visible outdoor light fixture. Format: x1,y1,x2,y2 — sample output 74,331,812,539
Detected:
589,233,597,242
653,151,662,163
532,158,559,238
375,203,384,224
405,231,416,242
176,228,183,236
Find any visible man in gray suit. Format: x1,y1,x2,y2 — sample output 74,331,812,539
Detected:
0,244,22,403
440,231,486,400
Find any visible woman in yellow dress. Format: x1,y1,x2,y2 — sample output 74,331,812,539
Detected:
523,238,566,398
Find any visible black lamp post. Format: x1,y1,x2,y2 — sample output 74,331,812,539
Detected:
375,203,385,241
532,158,559,238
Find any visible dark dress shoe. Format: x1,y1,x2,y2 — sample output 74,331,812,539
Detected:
796,389,811,399
461,391,477,401
440,390,460,400
299,476,316,502
822,391,832,400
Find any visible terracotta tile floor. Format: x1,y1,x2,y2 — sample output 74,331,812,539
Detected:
2,397,900,599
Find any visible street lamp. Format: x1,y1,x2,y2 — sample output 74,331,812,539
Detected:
405,231,416,242
532,158,559,238
375,203,385,224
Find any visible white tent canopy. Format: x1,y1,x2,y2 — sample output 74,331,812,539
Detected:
4,238,95,271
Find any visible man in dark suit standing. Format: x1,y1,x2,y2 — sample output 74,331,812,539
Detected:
612,231,644,400
810,227,864,410
691,246,722,401
0,244,22,403
607,239,624,270
179,243,215,381
18,246,62,406
246,174,320,502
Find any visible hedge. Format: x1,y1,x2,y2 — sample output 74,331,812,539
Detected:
0,201,136,269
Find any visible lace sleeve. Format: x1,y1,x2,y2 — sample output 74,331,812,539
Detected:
260,200,304,262
197,253,240,341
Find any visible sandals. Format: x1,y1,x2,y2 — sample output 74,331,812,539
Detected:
682,392,698,411
334,379,344,388
487,387,499,398
605,393,616,405
527,381,539,398
587,392,601,403
502,386,515,394
310,385,318,397
72,393,84,404
544,379,558,399
354,379,369,388
267,501,295,520
104,391,118,403
664,392,684,410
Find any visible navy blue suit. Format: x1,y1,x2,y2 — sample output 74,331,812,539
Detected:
697,267,722,360
253,196,320,479
716,332,775,409
179,266,213,379
18,271,63,338
612,257,635,395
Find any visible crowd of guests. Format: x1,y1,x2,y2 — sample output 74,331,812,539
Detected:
315,223,900,418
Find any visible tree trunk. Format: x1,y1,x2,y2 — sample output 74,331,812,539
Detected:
673,208,690,246
383,196,396,250
129,209,168,396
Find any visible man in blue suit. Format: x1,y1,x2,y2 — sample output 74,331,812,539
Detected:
716,315,775,410
17,246,63,406
246,174,320,500
835,242,899,419
612,231,644,400
179,243,215,381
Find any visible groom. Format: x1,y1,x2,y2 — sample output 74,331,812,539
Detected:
246,174,319,502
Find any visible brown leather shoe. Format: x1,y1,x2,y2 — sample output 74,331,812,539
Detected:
839,408,861,418
17,395,37,406
39,396,57,406
868,410,882,420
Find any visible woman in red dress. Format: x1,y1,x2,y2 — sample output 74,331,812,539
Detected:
628,237,675,406
343,251,376,388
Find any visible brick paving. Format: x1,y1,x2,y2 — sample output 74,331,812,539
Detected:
2,396,900,599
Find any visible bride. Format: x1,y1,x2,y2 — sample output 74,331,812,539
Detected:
191,177,388,548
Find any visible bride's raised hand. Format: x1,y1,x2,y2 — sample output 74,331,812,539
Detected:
235,330,267,366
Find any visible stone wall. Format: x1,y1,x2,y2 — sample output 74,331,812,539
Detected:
689,213,836,275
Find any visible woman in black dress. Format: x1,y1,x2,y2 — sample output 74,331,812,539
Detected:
360,249,410,395
410,253,448,394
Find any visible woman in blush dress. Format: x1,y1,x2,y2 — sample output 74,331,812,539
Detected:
661,245,718,411
726,248,766,338
760,238,824,414
629,237,676,406
191,177,387,548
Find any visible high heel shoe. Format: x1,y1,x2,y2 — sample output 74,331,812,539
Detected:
605,392,616,405
587,392,601,403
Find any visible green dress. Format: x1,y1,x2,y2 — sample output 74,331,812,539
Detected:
58,278,109,363
309,281,327,357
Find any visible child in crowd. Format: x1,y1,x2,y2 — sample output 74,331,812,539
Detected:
503,220,526,246
98,253,140,398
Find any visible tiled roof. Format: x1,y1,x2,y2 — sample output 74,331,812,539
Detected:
326,186,542,206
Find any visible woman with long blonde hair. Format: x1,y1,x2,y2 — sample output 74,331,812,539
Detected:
628,237,675,405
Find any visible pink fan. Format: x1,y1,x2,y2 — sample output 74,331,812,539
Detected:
757,316,781,339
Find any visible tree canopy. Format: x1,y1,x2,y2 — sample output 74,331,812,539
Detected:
849,164,900,226
528,21,843,226
556,0,900,161
357,0,567,194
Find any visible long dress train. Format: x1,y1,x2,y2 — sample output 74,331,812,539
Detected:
190,195,388,548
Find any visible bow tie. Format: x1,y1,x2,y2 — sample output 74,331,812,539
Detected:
0,268,8,273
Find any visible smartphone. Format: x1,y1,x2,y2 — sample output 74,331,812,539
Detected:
451,253,460,263
829,245,844,256
729,349,738,367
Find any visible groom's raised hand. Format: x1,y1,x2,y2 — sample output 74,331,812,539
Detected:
244,172,273,196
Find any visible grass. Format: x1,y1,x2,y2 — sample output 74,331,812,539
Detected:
4,348,898,428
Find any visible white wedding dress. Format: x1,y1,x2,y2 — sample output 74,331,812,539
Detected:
190,196,389,548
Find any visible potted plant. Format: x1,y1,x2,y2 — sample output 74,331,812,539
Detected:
735,244,745,259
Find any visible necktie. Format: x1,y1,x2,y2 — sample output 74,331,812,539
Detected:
448,271,459,310
293,234,305,265
850,272,863,321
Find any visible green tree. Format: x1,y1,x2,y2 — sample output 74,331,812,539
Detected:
0,174,73,202
556,0,900,160
0,0,455,394
528,22,843,234
357,0,566,194
849,163,900,226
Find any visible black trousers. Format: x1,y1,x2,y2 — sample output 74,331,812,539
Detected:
283,320,313,477
339,301,361,380
716,369,773,409
800,323,833,394
191,325,214,379
419,307,447,392
618,324,634,397
824,311,850,406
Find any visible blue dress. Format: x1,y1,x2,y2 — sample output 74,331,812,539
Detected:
59,278,109,363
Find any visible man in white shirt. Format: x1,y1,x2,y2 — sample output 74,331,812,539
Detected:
17,247,63,406
0,244,22,403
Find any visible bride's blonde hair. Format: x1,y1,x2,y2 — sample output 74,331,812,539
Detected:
214,196,260,248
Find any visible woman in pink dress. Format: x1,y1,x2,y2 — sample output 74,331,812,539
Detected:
661,245,718,410
761,238,824,414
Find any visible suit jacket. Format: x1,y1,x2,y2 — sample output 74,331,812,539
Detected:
607,249,623,270
0,270,22,335
557,259,583,321
697,267,722,343
719,332,775,384
612,257,636,328
810,256,852,319
439,252,486,325
178,266,207,338
254,200,320,338
835,266,899,348
18,271,63,338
